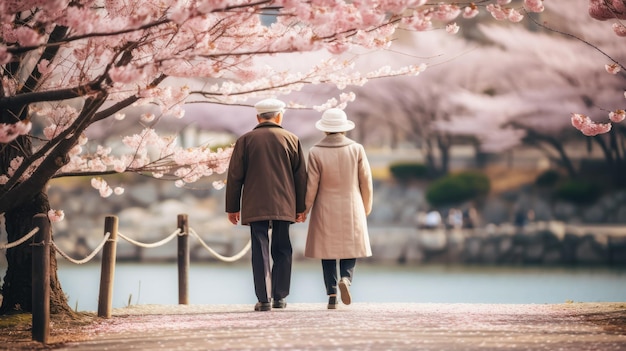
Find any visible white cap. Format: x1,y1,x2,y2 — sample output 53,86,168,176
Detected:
315,108,355,132
255,98,286,114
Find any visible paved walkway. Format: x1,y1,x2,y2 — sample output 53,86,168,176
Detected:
5,303,626,350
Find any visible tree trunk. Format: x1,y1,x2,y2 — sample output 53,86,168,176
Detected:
0,132,72,316
0,191,72,315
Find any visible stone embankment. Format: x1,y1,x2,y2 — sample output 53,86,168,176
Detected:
363,222,626,266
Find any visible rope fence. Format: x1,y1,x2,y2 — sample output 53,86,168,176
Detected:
51,233,111,265
3,213,252,344
0,227,39,250
189,227,251,262
118,229,181,249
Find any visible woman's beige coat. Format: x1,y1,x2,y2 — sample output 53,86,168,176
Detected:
304,134,373,259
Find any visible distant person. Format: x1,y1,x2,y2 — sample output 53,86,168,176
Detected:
424,210,442,229
225,98,307,312
462,207,478,229
447,208,463,230
303,108,373,309
514,208,534,229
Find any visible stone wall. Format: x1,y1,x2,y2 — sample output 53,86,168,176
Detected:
362,223,626,266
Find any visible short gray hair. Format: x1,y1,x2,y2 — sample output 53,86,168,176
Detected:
258,111,281,120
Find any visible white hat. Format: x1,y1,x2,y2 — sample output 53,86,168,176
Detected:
315,108,355,132
255,98,286,114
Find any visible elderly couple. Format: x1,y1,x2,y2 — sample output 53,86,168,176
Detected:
225,98,373,311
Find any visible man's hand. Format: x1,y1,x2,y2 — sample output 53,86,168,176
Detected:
296,212,306,223
228,212,240,225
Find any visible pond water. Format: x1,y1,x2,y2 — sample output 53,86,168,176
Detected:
57,262,626,312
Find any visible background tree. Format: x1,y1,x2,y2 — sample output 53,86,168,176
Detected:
430,1,626,184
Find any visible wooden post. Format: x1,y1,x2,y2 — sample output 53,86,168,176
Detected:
177,214,189,305
32,214,50,343
98,216,118,318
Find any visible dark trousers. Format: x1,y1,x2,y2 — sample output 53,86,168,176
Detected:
321,258,356,296
250,220,292,303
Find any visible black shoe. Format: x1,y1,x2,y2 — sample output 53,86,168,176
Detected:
254,302,271,311
339,277,352,305
327,295,338,310
272,298,287,309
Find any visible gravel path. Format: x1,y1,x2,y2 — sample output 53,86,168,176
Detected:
4,303,626,350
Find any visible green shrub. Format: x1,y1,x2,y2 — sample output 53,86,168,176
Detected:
554,180,601,204
426,171,490,207
535,170,560,187
389,162,429,181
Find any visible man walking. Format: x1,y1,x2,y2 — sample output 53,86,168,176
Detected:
225,98,307,311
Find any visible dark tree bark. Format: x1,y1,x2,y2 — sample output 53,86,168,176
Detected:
0,191,71,315
0,134,72,315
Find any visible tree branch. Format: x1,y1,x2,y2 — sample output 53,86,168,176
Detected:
0,82,102,111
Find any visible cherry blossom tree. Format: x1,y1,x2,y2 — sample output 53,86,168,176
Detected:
0,0,544,315
429,1,625,183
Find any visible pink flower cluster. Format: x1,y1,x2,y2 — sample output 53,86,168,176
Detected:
571,113,612,136
487,4,524,22
589,0,626,20
589,0,626,36
0,120,32,143
48,209,65,223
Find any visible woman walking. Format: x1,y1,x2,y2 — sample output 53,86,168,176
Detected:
303,108,373,309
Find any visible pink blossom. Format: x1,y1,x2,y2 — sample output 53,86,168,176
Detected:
69,145,82,156
402,14,432,31
571,113,612,136
14,26,42,46
589,0,626,20
48,209,65,222
463,6,479,19
327,42,351,55
432,4,461,22
7,156,23,177
114,187,125,195
91,177,113,198
339,92,356,104
112,159,127,173
169,7,191,25
212,180,225,190
446,23,460,34
508,9,524,22
605,63,621,74
609,110,626,123
524,0,545,13
43,124,60,139
487,4,508,21
108,65,144,84
0,120,32,143
37,59,52,75
141,113,156,123
99,186,113,198
613,23,626,36
62,6,95,34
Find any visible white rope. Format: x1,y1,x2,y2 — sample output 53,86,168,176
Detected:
0,227,40,250
51,232,111,265
188,227,251,262
117,228,181,248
